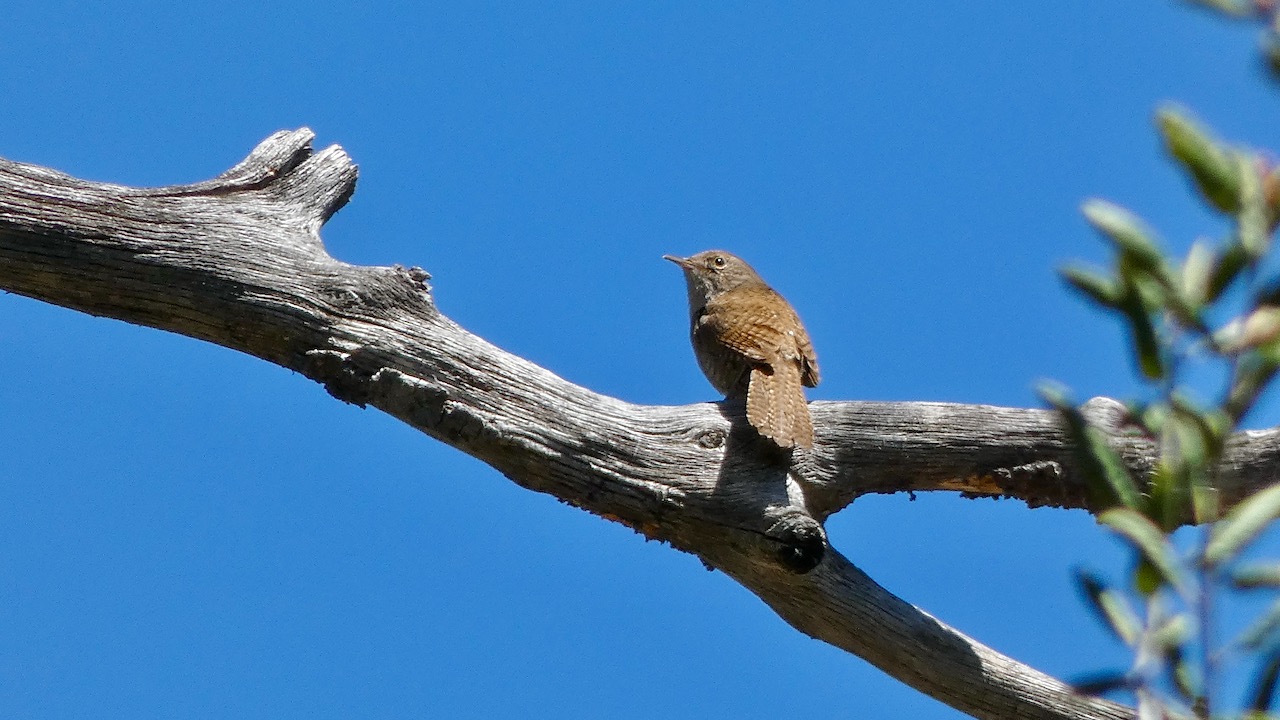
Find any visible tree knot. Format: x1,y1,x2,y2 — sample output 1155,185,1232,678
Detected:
764,511,827,574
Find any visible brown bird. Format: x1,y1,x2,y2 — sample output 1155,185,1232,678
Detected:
664,250,820,449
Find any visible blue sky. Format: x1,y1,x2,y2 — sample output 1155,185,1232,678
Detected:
3,2,1280,718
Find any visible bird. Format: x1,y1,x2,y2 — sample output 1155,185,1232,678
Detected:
664,250,820,449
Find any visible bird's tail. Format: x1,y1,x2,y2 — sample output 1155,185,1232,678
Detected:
746,365,813,449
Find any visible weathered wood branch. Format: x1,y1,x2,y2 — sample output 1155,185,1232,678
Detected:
805,398,1280,522
11,128,1268,720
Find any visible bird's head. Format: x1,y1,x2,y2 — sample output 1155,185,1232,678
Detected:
663,250,766,305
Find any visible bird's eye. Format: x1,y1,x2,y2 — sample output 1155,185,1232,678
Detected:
712,256,726,268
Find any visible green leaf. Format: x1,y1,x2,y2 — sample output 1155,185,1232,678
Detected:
1268,34,1280,85
1088,424,1145,510
1261,342,1280,371
1072,671,1133,696
1238,599,1280,651
1062,266,1122,308
1168,405,1209,469
1178,402,1231,452
1134,556,1163,595
1123,267,1169,315
1250,650,1280,714
1120,294,1166,380
1151,613,1192,651
1158,106,1242,214
1234,562,1280,589
1039,385,1143,510
1147,461,1189,532
1133,401,1164,436
1077,571,1142,646
1082,199,1165,272
1265,162,1280,231
1191,485,1221,527
1100,507,1190,597
1259,277,1280,307
1239,153,1273,261
1218,307,1280,353
1179,239,1215,311
1037,382,1074,415
1173,653,1203,705
1249,308,1280,348
1225,354,1280,423
1181,0,1253,17
1156,399,1225,524
1207,242,1249,304
1205,483,1280,567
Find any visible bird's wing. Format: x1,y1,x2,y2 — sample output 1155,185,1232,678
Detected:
795,322,820,388
696,291,784,366
699,288,818,386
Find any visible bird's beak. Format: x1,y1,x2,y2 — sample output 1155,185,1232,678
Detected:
662,254,690,269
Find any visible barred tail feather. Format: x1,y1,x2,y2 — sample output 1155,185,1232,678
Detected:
746,366,813,449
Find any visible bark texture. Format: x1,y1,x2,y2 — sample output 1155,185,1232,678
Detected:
8,130,1277,719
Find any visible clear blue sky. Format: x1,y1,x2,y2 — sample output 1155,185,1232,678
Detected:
2,2,1279,718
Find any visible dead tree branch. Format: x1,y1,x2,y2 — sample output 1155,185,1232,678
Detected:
8,129,1258,719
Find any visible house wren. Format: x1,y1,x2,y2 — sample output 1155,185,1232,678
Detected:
664,250,820,449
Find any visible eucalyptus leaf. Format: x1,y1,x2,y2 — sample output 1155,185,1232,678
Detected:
1062,266,1122,308
1173,655,1202,705
1207,241,1249,304
1087,425,1144,510
1181,0,1253,18
1134,401,1165,436
1151,613,1192,652
1239,153,1272,261
1250,650,1280,714
1134,556,1163,596
1234,562,1280,589
1146,462,1188,533
1266,162,1280,231
1122,299,1166,380
1078,571,1141,646
1225,353,1280,422
1268,34,1280,84
1205,483,1280,567
1072,671,1133,696
1191,485,1220,527
1157,106,1242,214
1100,508,1191,598
1237,599,1280,651
1180,240,1215,308
1083,199,1166,273
1038,385,1143,510
1219,307,1280,352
